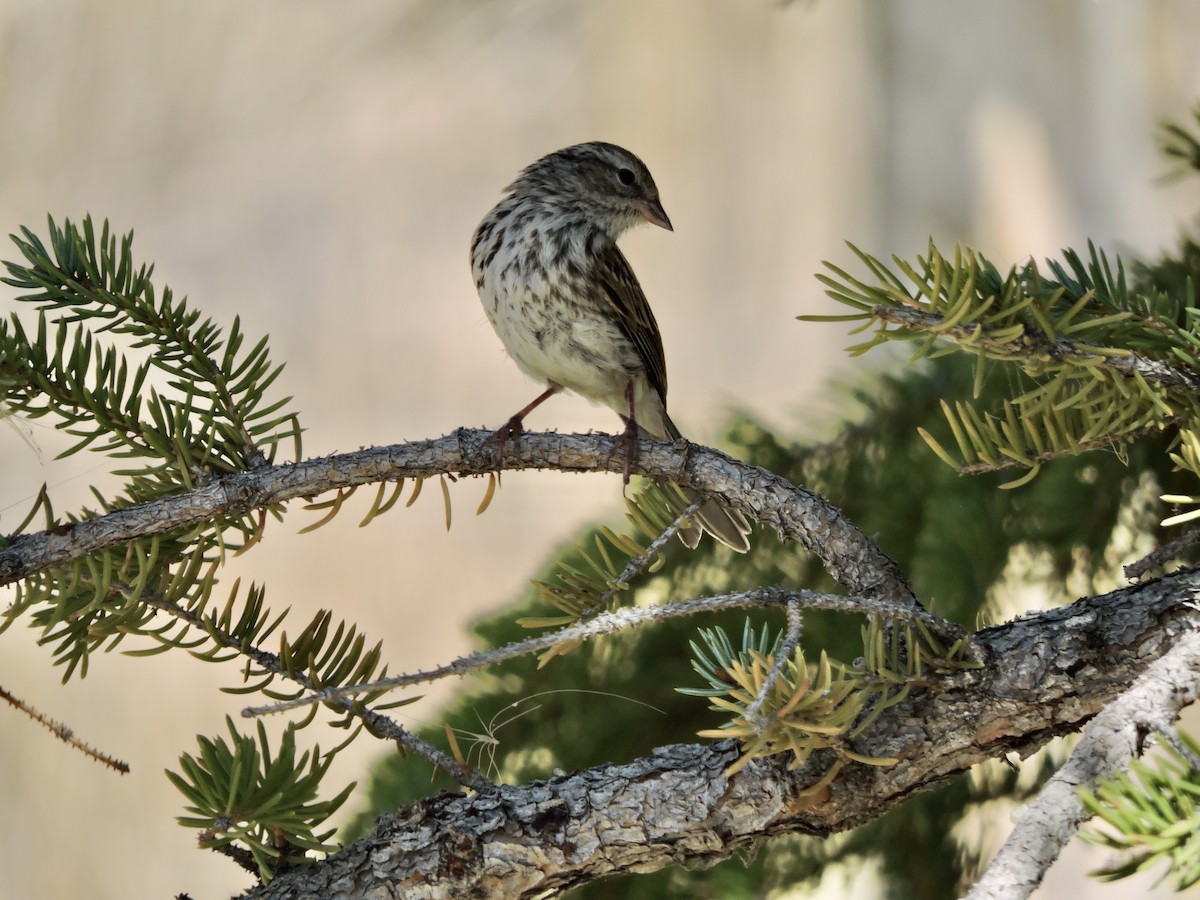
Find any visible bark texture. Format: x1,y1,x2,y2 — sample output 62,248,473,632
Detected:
0,430,910,602
245,568,1200,899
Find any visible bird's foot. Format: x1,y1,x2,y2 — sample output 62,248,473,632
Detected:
485,415,525,479
612,419,640,493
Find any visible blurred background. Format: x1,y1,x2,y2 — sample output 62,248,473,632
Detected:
1,1,1199,898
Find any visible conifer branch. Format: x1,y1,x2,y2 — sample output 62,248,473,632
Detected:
743,597,803,728
813,240,1199,486
0,429,914,604
139,588,490,791
873,305,1200,394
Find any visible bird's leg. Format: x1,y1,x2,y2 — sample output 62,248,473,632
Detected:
487,385,559,474
615,380,640,490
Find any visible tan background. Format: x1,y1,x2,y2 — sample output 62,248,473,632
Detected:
2,1,1199,898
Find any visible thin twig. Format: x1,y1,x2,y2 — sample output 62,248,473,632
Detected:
1124,526,1200,580
243,588,964,719
0,684,129,773
743,597,803,728
579,498,703,621
1150,720,1200,772
956,420,1172,475
139,588,491,792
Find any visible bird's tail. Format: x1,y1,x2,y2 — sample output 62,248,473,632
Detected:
658,415,751,554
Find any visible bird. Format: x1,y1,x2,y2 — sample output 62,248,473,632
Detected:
469,141,751,553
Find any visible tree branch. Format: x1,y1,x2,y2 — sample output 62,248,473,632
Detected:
241,568,1200,899
962,627,1200,900
0,429,913,603
1125,525,1200,580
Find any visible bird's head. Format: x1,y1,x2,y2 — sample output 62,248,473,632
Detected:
507,142,672,238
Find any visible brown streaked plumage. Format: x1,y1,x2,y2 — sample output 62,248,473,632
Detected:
470,141,750,553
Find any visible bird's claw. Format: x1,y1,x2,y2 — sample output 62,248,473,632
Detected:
485,416,525,482
611,421,640,494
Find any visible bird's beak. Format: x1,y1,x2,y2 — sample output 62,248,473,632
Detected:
636,198,673,232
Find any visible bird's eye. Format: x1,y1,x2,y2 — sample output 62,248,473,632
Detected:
616,167,636,186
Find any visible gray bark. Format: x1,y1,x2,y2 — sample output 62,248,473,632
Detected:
245,567,1200,899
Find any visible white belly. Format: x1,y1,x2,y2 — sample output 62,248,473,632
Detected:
485,279,635,413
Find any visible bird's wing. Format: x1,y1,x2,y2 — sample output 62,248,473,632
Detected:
593,242,668,404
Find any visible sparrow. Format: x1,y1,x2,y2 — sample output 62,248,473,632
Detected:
470,141,750,552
